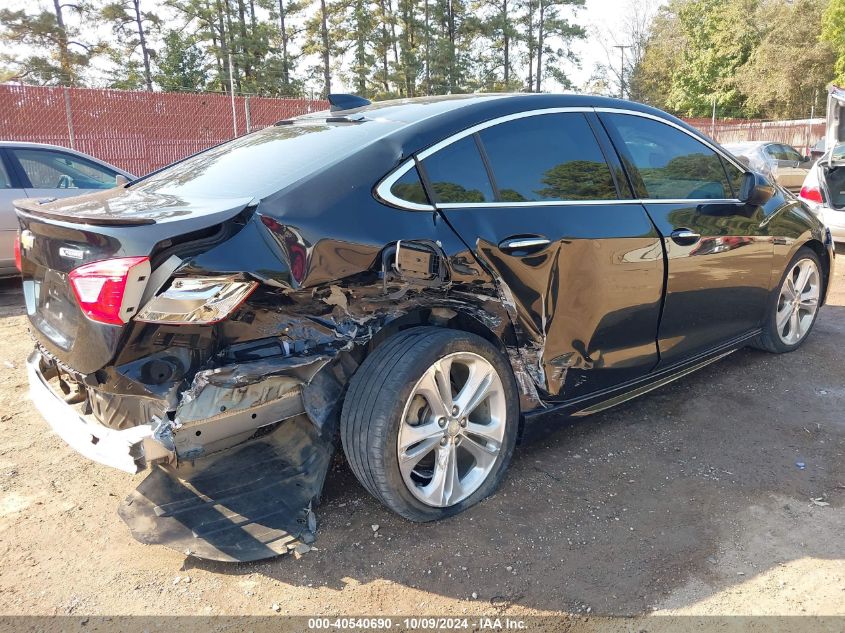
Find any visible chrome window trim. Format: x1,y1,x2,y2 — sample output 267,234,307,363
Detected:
593,107,749,174
435,198,742,209
436,200,638,209
375,106,747,211
415,107,594,161
375,158,435,211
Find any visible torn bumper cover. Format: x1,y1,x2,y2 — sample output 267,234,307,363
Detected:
27,350,174,474
118,415,333,562
26,344,341,473
27,345,340,561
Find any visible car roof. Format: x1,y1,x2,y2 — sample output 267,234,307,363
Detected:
305,92,681,124
0,140,134,177
295,93,713,160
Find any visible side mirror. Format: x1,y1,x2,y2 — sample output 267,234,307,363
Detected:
115,174,130,187
739,171,775,206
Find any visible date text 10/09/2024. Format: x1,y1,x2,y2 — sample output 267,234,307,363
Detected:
307,618,528,630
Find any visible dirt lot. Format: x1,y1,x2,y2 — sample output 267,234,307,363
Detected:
0,249,843,618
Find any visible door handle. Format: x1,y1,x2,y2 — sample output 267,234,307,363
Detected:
670,228,701,246
499,236,551,252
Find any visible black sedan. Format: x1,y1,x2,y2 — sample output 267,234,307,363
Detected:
14,93,834,561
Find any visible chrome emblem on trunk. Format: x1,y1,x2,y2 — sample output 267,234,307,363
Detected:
19,230,34,250
59,247,85,260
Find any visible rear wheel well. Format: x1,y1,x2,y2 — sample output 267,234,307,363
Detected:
802,239,831,299
359,307,526,428
367,307,514,356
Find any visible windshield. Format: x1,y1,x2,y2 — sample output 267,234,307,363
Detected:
130,120,401,199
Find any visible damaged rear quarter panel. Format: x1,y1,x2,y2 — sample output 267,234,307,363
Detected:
104,139,537,460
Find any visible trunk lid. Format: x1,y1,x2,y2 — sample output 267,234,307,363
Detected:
826,85,845,159
16,188,255,374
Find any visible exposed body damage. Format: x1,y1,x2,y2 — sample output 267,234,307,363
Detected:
15,93,834,560
119,415,332,562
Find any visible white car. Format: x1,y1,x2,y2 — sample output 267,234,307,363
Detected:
798,86,845,243
723,141,813,194
0,141,134,275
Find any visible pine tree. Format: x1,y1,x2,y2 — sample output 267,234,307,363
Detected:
0,1,99,85
534,0,584,91
100,0,161,91
156,30,209,91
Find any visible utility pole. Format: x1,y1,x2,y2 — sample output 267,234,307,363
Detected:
711,97,717,138
228,52,237,138
613,45,631,99
807,88,819,155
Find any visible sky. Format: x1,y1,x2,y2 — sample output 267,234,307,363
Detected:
571,0,629,86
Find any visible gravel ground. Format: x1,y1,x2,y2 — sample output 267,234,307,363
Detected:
0,247,843,617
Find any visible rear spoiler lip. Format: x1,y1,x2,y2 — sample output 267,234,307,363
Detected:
14,201,157,226
13,194,259,228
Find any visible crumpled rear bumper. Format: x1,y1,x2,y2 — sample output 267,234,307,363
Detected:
26,349,174,474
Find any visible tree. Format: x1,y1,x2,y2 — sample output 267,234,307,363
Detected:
632,0,837,118
666,0,759,116
270,0,305,93
302,0,337,96
1,0,592,97
156,29,209,91
532,0,585,91
627,1,684,107
519,0,583,92
538,160,616,199
737,0,834,119
100,0,161,90
0,1,98,85
822,0,845,86
587,0,658,98
474,0,520,90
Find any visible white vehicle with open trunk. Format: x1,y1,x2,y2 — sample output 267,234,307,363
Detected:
799,85,845,242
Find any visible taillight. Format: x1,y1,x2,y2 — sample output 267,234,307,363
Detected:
68,256,151,325
800,186,823,205
135,277,257,325
13,234,21,272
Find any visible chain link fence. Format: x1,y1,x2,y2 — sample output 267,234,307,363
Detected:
0,84,829,176
0,84,328,176
686,117,826,155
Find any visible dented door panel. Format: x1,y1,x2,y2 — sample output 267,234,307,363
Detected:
442,204,664,400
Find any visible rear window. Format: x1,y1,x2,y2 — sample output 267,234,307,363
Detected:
478,113,618,201
420,136,495,203
131,121,399,199
389,166,430,205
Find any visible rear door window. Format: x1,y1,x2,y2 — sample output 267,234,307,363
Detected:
0,155,12,189
12,148,119,190
477,113,619,202
420,136,495,203
603,113,734,200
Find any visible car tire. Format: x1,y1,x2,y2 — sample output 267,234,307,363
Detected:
340,326,520,522
752,246,823,354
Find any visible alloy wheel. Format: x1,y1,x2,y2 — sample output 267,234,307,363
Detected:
776,257,820,345
397,352,507,508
